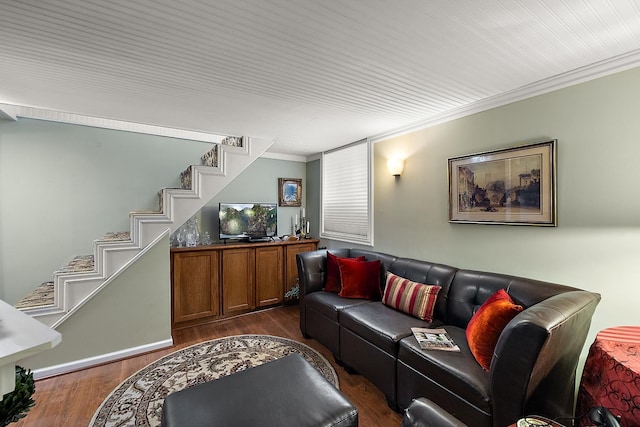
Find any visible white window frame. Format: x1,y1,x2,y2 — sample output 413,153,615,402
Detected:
320,138,374,246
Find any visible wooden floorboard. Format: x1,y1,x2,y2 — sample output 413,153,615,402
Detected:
14,305,403,427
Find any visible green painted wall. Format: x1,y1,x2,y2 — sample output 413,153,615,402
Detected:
0,118,207,304
20,234,172,370
198,157,307,239
319,66,640,350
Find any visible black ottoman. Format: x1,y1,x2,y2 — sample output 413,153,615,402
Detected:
161,354,358,427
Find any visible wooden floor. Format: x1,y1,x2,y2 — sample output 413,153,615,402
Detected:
14,305,402,427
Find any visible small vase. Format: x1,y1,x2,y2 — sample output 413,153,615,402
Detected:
185,218,200,247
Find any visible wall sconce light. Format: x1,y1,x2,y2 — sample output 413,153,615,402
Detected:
387,158,405,176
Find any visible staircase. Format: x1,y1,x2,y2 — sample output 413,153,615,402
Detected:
15,136,273,328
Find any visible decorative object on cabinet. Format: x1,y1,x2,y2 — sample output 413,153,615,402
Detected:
448,139,556,226
278,178,302,207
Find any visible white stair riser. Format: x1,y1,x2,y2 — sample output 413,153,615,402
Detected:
100,247,143,277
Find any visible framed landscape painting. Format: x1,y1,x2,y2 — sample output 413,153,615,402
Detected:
278,178,302,207
448,140,557,226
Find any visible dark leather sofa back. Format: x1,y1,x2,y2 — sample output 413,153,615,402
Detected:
387,258,458,323
297,248,349,296
446,269,582,328
349,249,398,295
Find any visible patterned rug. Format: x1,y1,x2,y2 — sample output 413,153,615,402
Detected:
89,334,338,427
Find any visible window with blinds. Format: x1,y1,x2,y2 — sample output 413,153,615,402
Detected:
320,138,373,245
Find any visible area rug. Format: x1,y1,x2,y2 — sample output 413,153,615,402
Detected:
89,334,338,427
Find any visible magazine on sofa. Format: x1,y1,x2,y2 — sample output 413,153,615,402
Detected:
411,327,460,352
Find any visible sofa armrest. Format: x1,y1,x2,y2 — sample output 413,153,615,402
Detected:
490,291,600,426
296,249,351,297
402,398,467,427
296,249,328,296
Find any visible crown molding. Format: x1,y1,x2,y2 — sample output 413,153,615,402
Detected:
371,49,640,144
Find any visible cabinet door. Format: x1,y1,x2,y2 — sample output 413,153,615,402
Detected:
172,251,219,324
221,248,255,314
284,242,318,291
255,246,284,307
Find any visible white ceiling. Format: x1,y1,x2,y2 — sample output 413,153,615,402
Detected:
2,0,640,156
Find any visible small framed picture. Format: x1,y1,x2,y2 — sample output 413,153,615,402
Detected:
448,139,557,226
278,178,302,207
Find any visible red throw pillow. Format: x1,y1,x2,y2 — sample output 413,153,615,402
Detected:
382,272,441,322
323,252,366,292
466,289,523,371
337,258,382,299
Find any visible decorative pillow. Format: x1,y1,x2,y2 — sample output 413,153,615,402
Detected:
382,272,441,322
466,289,523,371
323,252,366,292
337,258,382,299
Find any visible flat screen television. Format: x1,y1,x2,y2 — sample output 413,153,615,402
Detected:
218,202,277,241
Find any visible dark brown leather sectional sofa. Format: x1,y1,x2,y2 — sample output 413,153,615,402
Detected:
297,248,600,427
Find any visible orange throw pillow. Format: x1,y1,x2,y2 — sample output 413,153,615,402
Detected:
337,258,382,299
323,252,365,292
466,289,523,371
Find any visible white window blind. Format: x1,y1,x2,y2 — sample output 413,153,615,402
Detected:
321,139,373,245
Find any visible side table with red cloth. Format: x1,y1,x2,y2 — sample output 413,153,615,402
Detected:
576,326,640,427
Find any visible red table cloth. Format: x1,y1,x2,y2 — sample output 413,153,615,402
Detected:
576,326,640,427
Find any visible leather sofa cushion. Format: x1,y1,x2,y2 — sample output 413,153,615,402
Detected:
304,291,372,322
398,326,491,412
341,302,441,355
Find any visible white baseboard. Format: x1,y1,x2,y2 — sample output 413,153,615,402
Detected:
32,338,174,380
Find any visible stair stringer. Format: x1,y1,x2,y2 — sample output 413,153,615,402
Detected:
24,137,274,328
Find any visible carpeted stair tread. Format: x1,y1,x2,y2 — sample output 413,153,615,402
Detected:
15,281,55,309
100,231,130,241
180,165,193,189
221,136,244,147
201,144,218,167
56,255,95,274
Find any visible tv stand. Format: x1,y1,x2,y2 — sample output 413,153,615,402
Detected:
170,239,319,329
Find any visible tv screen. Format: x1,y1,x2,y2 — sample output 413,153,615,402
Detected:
219,202,277,240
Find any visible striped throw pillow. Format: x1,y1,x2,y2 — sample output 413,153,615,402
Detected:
382,272,441,322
